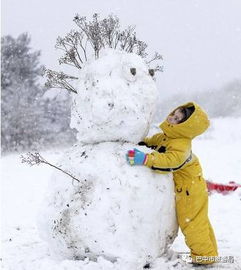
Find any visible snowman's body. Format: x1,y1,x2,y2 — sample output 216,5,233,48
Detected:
40,49,178,266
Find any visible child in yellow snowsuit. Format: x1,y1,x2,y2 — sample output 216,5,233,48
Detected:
127,101,218,264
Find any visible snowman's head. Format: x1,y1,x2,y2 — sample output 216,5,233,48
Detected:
71,49,158,144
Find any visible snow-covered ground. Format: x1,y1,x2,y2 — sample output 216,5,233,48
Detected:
1,117,241,270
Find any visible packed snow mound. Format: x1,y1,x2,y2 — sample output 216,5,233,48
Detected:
70,49,158,143
39,142,178,267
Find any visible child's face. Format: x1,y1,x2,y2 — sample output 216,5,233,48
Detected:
167,108,185,124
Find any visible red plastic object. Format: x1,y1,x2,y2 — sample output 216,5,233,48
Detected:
206,180,241,195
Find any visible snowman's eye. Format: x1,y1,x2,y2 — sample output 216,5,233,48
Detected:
149,69,155,77
130,68,136,76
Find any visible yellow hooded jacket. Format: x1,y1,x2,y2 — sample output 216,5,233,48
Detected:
142,102,218,264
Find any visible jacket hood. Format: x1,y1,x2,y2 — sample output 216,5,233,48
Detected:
160,102,210,139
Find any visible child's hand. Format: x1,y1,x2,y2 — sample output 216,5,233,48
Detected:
126,148,147,166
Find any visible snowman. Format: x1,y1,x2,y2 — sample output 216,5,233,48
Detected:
39,48,178,268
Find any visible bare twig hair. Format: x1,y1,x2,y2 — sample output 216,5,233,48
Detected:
44,13,163,94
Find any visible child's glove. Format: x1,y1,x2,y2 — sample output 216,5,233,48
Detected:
126,148,148,166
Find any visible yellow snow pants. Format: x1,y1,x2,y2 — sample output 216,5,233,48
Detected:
175,172,218,264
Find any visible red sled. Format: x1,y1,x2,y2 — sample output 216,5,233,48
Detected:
206,180,241,195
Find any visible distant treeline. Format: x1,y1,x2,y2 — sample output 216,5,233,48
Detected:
1,33,76,154
155,80,241,121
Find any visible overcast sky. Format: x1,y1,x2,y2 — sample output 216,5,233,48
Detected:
2,0,241,98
